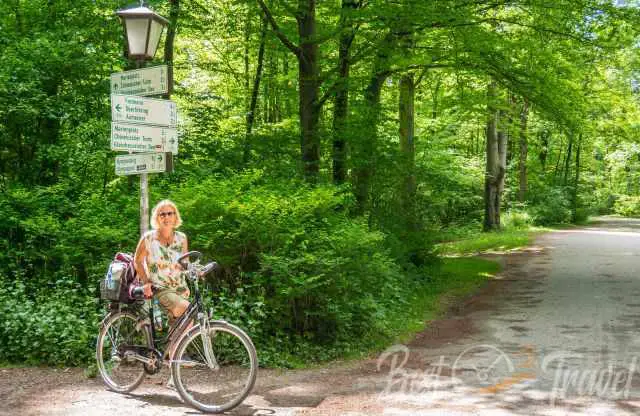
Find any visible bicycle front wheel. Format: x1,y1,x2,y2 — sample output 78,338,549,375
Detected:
172,321,258,413
96,311,152,393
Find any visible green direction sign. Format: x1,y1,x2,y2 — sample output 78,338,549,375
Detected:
115,152,167,176
111,65,168,96
111,122,178,154
111,94,177,127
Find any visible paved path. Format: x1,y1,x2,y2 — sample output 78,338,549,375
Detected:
4,217,640,415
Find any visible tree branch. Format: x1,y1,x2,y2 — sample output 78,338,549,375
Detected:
256,0,301,57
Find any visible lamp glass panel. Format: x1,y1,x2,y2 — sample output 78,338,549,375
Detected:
146,19,164,57
125,18,150,56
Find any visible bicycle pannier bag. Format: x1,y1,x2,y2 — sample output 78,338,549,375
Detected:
99,252,138,303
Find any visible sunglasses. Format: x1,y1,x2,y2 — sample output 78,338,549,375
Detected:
159,211,176,218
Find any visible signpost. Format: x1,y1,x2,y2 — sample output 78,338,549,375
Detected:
111,122,178,154
114,5,171,238
111,94,177,126
110,65,168,96
115,152,167,176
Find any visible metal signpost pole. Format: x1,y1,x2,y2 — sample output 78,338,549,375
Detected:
136,60,149,236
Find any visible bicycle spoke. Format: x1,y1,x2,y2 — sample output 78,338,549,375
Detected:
96,312,151,393
172,323,257,413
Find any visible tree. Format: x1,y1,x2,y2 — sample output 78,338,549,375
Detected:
257,0,322,182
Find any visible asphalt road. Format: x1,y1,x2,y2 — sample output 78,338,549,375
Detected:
4,217,640,415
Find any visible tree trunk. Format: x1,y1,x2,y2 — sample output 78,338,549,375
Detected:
257,0,321,183
539,129,548,170
571,134,582,223
518,98,529,202
298,0,320,182
563,132,573,186
553,135,564,179
244,10,251,105
483,80,506,231
331,0,357,184
164,0,179,99
244,15,267,165
399,73,416,225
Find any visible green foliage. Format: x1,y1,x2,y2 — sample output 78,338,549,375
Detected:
0,276,101,366
171,173,416,363
0,183,139,292
528,186,573,225
613,195,640,217
502,209,534,230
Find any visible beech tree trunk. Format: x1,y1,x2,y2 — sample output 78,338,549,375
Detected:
563,132,574,186
258,0,321,182
297,0,320,182
164,0,179,99
332,0,357,184
539,129,549,170
399,72,416,225
484,80,506,231
571,134,582,223
244,15,267,164
518,99,529,202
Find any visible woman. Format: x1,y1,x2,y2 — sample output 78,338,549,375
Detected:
134,199,190,326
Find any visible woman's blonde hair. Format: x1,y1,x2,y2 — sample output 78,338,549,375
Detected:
150,199,183,230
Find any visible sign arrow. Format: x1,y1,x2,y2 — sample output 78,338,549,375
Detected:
115,104,122,112
110,122,178,154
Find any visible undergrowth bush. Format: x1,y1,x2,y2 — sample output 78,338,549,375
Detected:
0,172,429,367
502,209,534,230
528,187,572,225
0,276,101,365
173,172,415,364
613,195,640,217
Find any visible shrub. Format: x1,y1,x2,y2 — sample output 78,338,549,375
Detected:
172,173,411,350
613,195,640,217
528,187,572,225
502,209,534,230
0,276,101,366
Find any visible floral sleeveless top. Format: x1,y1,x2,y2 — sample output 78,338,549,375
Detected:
143,230,189,298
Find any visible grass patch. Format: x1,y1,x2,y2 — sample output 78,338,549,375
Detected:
392,257,501,343
366,256,501,351
279,257,502,367
436,228,541,256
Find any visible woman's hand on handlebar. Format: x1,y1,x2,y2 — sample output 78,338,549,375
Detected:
143,283,154,298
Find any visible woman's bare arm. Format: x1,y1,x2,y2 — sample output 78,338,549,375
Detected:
134,236,149,284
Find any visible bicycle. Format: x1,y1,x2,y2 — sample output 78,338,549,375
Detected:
95,251,258,413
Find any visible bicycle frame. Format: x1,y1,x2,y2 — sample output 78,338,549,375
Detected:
142,262,208,362
147,284,202,352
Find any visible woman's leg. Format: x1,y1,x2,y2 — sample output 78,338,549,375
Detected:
158,292,192,359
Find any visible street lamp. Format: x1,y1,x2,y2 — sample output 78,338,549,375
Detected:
117,4,169,61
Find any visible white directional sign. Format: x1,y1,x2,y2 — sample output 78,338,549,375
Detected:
111,94,177,127
111,122,178,154
111,65,168,96
115,152,167,176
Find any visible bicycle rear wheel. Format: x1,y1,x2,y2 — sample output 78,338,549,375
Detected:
96,311,152,393
172,321,258,413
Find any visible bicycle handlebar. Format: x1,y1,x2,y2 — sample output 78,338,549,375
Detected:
176,251,202,268
129,257,219,301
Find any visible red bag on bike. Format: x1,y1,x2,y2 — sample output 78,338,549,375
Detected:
99,252,139,304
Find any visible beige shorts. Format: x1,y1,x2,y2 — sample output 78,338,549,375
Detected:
157,290,189,320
